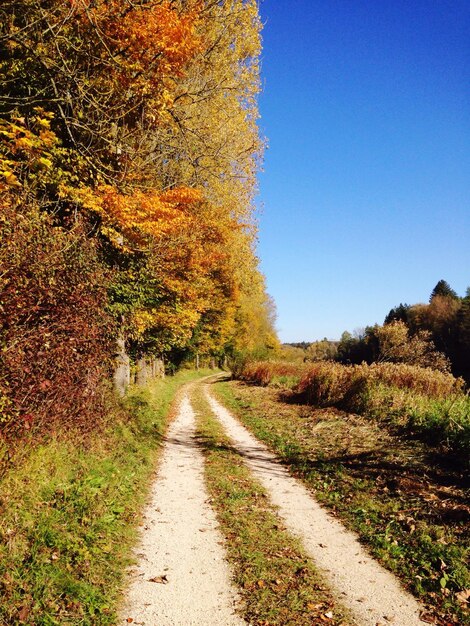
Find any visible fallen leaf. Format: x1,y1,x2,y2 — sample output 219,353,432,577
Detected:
419,611,436,624
126,619,133,624
324,611,334,619
257,579,265,588
295,567,308,577
455,588,470,605
148,575,168,584
18,606,30,622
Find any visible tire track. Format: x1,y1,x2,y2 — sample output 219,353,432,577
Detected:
205,384,427,626
120,388,245,625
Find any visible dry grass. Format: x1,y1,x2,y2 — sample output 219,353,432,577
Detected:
238,361,470,467
240,361,308,387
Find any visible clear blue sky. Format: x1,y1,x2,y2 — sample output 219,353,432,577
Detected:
256,0,470,343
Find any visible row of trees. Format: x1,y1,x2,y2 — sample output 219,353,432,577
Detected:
337,281,470,381
282,339,339,362
281,280,468,383
0,1,278,435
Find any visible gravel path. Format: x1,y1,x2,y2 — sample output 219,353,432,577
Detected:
205,384,427,626
119,390,245,626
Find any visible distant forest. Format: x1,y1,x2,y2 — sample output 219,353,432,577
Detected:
283,280,470,383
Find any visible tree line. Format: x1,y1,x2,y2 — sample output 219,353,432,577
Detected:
337,280,469,381
0,1,278,437
282,280,469,383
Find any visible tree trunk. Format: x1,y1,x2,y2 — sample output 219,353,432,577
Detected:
135,356,148,386
113,335,130,396
155,357,165,378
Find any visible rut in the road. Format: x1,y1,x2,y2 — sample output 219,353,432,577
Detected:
119,390,244,626
205,384,427,626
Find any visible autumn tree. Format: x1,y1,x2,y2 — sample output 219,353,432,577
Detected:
305,339,338,362
0,0,202,187
373,321,450,372
1,0,276,407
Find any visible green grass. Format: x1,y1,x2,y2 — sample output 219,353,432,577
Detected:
192,383,353,626
214,379,470,626
0,370,210,625
344,383,470,466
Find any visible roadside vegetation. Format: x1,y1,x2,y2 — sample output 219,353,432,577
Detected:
216,364,470,626
1,0,277,450
192,384,353,626
239,361,469,467
0,370,208,625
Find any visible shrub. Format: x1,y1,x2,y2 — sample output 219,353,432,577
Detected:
238,360,469,465
361,362,463,397
296,362,352,406
0,201,115,444
240,361,306,387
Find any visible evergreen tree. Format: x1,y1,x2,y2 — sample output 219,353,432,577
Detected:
384,303,411,325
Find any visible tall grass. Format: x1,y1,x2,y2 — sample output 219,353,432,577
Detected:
238,361,469,465
239,360,308,388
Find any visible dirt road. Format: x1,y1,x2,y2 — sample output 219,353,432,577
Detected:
120,379,427,625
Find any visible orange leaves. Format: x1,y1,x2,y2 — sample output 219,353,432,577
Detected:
71,0,202,111
60,182,202,248
104,1,202,81
97,186,194,244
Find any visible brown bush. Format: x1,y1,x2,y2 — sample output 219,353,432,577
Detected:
240,359,464,407
352,362,463,398
0,200,116,440
238,359,469,464
296,362,352,406
240,361,306,387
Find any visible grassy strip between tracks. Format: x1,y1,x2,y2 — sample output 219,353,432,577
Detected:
213,379,470,626
0,369,211,626
192,383,353,626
